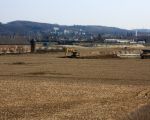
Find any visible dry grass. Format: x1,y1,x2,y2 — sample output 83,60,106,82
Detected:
0,48,150,120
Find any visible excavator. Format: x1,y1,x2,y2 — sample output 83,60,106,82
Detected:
141,49,150,59
64,47,80,58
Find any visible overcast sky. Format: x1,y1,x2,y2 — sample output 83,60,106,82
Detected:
0,0,150,29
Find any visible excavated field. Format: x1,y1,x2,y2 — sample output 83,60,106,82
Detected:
0,48,150,120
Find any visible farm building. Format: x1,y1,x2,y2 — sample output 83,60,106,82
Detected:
105,39,132,44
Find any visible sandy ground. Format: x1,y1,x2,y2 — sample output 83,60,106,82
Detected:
0,50,149,120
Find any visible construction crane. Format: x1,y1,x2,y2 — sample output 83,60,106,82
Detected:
64,47,80,58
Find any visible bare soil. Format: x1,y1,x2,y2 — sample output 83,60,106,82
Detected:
0,49,150,120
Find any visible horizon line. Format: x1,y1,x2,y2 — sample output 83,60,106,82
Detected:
1,20,149,31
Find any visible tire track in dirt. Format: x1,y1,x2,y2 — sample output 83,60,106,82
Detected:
1,73,150,86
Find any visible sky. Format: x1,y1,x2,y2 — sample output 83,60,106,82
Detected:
0,0,150,29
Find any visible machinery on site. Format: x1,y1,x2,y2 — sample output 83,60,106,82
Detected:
64,47,80,58
140,49,150,59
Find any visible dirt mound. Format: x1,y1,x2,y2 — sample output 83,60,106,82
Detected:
61,54,119,59
79,54,118,59
123,104,150,120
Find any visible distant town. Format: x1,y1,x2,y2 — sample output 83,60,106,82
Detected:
0,21,150,46
0,21,150,45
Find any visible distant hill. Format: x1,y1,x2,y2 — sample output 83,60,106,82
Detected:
133,29,150,33
0,20,132,35
0,21,58,35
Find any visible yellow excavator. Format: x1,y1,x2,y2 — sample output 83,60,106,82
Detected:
64,47,80,58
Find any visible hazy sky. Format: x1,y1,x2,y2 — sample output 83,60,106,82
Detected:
0,0,150,29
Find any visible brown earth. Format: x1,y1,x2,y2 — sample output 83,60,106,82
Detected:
0,49,150,120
